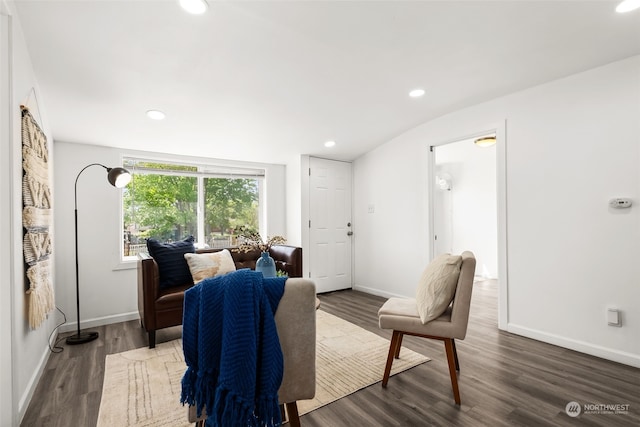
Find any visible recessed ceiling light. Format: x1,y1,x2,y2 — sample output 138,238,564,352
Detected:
179,0,208,15
146,110,166,120
409,88,425,98
616,0,640,13
324,140,336,148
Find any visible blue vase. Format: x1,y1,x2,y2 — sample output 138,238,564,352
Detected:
255,251,276,278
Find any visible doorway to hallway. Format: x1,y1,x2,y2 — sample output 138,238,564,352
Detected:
431,136,498,279
429,123,508,330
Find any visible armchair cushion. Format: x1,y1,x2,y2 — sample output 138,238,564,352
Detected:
184,249,236,283
415,253,462,324
147,236,195,290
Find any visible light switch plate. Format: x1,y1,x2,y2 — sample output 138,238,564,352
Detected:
607,308,621,327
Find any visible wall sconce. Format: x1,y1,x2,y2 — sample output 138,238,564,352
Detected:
436,173,452,191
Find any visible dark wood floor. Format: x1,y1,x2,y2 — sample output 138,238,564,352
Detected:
21,280,640,426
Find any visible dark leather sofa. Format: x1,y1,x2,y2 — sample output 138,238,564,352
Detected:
137,245,303,348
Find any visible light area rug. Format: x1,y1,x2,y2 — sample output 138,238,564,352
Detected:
97,310,429,426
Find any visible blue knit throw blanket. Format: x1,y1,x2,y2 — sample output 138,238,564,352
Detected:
181,269,286,427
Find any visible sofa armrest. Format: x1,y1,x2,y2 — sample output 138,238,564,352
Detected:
269,245,302,278
274,278,317,404
137,252,160,329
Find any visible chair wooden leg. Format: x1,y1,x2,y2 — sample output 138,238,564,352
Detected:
285,402,300,427
280,404,286,422
382,330,401,387
452,338,460,372
444,338,461,405
394,333,403,359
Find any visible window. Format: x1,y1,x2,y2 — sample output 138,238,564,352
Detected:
121,158,264,259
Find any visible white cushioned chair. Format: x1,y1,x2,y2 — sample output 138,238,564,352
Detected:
188,278,317,426
378,251,476,405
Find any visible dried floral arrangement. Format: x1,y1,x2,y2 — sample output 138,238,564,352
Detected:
233,225,286,253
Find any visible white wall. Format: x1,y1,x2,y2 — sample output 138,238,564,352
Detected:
353,136,431,298
53,143,138,331
285,153,303,247
53,142,288,333
434,138,498,278
1,2,60,425
353,55,640,367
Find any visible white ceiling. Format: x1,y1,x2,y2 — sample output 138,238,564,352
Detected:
13,0,640,164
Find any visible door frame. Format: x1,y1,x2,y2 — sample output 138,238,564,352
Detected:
427,121,509,330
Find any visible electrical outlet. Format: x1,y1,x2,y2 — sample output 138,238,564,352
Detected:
368,204,375,213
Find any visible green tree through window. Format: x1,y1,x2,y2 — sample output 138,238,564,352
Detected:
204,178,258,238
122,159,261,257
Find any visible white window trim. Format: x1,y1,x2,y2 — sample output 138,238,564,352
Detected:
116,156,266,267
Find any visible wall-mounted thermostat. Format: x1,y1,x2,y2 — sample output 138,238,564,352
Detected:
609,198,632,209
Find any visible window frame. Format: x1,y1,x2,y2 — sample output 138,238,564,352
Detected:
119,156,266,263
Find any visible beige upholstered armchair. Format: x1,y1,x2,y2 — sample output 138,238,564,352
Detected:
188,278,317,426
378,251,476,405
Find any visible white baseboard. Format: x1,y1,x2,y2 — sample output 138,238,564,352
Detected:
58,311,140,333
18,344,50,423
352,286,640,369
507,323,640,368
352,284,407,300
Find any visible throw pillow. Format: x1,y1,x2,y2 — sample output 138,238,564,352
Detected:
147,236,196,289
415,253,463,324
184,249,237,284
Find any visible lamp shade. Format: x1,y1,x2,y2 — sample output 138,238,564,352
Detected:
107,167,132,188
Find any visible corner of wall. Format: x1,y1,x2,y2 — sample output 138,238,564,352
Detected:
0,7,16,427
300,155,310,279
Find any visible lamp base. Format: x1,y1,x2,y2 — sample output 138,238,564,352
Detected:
66,331,99,345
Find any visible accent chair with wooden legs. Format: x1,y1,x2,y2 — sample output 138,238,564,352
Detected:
378,251,476,405
187,278,317,426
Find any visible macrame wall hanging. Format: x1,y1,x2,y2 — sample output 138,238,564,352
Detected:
21,105,55,329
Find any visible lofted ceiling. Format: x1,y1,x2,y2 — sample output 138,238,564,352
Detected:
13,0,640,164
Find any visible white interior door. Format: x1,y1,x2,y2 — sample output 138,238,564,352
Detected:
309,157,352,293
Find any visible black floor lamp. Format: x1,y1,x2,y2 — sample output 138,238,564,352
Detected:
66,163,131,345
